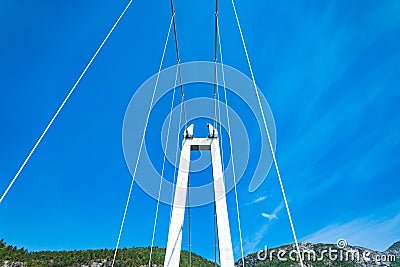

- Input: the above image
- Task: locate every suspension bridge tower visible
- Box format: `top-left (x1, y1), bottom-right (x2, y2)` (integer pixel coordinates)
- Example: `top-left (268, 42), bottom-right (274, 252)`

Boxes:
top-left (163, 124), bottom-right (235, 267)
top-left (0, 0), bottom-right (306, 266)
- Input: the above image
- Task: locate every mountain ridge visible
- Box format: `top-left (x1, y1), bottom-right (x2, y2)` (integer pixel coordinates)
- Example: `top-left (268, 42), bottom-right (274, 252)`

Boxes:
top-left (235, 241), bottom-right (400, 267)
top-left (1, 239), bottom-right (399, 267)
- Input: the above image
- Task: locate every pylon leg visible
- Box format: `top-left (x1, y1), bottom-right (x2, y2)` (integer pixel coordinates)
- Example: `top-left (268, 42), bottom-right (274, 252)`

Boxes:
top-left (164, 138), bottom-right (192, 267)
top-left (164, 124), bottom-right (234, 267)
top-left (210, 125), bottom-right (235, 267)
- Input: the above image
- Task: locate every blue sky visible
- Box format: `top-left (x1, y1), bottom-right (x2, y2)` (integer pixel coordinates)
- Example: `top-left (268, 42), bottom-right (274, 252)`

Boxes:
top-left (1, 0), bottom-right (400, 262)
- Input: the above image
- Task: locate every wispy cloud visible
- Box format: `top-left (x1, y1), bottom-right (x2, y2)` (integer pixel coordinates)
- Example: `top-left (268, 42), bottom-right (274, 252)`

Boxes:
top-left (260, 202), bottom-right (284, 220)
top-left (233, 1), bottom-right (400, 259)
top-left (261, 213), bottom-right (277, 220)
top-left (254, 195), bottom-right (268, 203)
top-left (242, 195), bottom-right (268, 207)
top-left (240, 223), bottom-right (269, 256)
top-left (238, 203), bottom-right (284, 255)
top-left (278, 51), bottom-right (400, 206)
top-left (302, 211), bottom-right (400, 251)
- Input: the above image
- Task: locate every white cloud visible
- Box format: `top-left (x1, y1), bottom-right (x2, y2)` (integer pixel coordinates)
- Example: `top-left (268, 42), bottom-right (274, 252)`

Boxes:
top-left (254, 196), bottom-right (268, 203)
top-left (242, 195), bottom-right (268, 207)
top-left (261, 213), bottom-right (277, 220)
top-left (261, 202), bottom-right (284, 220)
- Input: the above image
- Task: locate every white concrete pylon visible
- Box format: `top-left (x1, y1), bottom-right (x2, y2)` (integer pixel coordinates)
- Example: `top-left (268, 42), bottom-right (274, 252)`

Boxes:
top-left (164, 124), bottom-right (235, 267)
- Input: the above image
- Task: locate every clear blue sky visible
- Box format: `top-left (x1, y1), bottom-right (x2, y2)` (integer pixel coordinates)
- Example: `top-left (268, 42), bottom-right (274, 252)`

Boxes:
top-left (1, 0), bottom-right (400, 262)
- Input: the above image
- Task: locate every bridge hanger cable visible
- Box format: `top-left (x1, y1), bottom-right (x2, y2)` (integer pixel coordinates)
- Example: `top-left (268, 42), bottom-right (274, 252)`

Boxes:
top-left (213, 0), bottom-right (219, 132)
top-left (214, 197), bottom-right (218, 266)
top-left (187, 174), bottom-right (192, 267)
top-left (0, 0), bottom-right (134, 205)
top-left (216, 16), bottom-right (246, 267)
top-left (230, 1), bottom-right (304, 267)
top-left (169, 1), bottom-right (192, 264)
top-left (168, 95), bottom-right (184, 225)
top-left (213, 1), bottom-right (224, 264)
top-left (111, 16), bottom-right (174, 267)
top-left (215, 49), bottom-right (223, 267)
top-left (170, 0), bottom-right (188, 132)
top-left (148, 64), bottom-right (180, 266)
top-left (164, 78), bottom-right (184, 266)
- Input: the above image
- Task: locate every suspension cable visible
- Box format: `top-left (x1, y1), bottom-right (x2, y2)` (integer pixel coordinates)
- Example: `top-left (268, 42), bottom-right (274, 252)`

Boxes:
top-left (213, 200), bottom-right (218, 266)
top-left (169, 2), bottom-right (191, 263)
top-left (213, 1), bottom-right (220, 263)
top-left (148, 64), bottom-right (180, 266)
top-left (111, 16), bottom-right (174, 267)
top-left (165, 71), bottom-right (184, 267)
top-left (0, 0), bottom-right (134, 205)
top-left (217, 17), bottom-right (246, 267)
top-left (230, 1), bottom-right (304, 267)
top-left (215, 52), bottom-right (223, 267)
top-left (187, 174), bottom-right (192, 267)
top-left (213, 0), bottom-right (219, 132)
top-left (170, 0), bottom-right (188, 131)
top-left (168, 91), bottom-right (184, 226)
